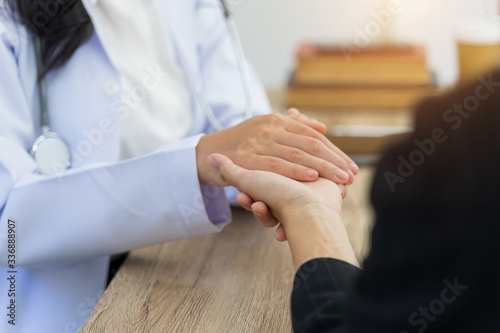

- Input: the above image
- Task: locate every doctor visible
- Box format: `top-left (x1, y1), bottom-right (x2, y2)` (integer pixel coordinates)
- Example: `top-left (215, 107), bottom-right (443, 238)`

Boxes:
top-left (0, 0), bottom-right (358, 331)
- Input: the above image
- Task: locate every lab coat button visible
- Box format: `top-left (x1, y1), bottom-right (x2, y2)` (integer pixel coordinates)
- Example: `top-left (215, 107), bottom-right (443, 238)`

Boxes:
top-left (103, 80), bottom-right (119, 95)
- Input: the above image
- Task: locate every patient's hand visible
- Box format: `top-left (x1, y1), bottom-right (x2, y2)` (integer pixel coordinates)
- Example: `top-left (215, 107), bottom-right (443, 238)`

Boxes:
top-left (235, 175), bottom-right (346, 238)
top-left (208, 153), bottom-right (359, 270)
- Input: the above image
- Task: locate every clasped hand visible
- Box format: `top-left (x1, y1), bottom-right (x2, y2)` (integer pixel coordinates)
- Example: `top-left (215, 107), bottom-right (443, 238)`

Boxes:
top-left (196, 109), bottom-right (358, 187)
top-left (195, 109), bottom-right (359, 269)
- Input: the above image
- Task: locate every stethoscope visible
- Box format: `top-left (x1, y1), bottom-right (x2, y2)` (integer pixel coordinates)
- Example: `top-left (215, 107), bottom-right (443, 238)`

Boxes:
top-left (31, 0), bottom-right (253, 176)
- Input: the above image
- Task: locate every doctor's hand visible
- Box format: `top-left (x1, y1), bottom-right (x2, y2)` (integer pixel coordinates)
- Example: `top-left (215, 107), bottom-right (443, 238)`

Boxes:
top-left (196, 112), bottom-right (358, 187)
top-left (242, 108), bottom-right (332, 232)
top-left (207, 153), bottom-right (359, 271)
top-left (284, 108), bottom-right (327, 134)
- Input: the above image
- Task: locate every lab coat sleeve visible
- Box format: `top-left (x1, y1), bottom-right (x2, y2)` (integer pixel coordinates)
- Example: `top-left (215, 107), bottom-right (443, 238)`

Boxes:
top-left (0, 24), bottom-right (231, 267)
top-left (196, 0), bottom-right (272, 133)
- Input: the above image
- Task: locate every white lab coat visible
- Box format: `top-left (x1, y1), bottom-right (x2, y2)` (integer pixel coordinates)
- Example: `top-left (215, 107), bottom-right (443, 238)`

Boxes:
top-left (0, 0), bottom-right (271, 331)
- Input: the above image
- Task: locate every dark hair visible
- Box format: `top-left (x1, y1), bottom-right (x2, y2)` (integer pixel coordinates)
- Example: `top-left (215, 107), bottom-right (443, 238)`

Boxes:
top-left (3, 0), bottom-right (94, 76)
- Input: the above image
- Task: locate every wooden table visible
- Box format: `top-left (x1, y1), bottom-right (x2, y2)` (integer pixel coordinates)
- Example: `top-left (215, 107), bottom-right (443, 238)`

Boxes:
top-left (81, 168), bottom-right (375, 333)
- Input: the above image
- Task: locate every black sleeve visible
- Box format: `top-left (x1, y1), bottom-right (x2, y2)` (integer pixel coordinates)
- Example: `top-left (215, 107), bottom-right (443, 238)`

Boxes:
top-left (291, 258), bottom-right (362, 333)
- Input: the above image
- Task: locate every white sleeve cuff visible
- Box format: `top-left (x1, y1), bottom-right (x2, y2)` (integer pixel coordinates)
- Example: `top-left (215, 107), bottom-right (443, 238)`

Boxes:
top-left (158, 134), bottom-right (232, 236)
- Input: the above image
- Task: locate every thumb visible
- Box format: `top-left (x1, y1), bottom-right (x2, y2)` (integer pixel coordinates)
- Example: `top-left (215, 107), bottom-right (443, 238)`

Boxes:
top-left (207, 153), bottom-right (246, 188)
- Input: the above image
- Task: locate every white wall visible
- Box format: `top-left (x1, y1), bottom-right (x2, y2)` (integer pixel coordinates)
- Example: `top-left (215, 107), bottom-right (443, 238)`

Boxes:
top-left (232, 0), bottom-right (498, 87)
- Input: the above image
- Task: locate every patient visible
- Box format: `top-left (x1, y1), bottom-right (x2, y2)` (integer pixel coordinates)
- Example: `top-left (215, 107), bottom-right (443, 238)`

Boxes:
top-left (207, 70), bottom-right (500, 332)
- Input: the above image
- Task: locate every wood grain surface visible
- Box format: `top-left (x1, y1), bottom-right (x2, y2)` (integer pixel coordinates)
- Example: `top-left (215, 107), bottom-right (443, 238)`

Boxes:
top-left (81, 168), bottom-right (374, 333)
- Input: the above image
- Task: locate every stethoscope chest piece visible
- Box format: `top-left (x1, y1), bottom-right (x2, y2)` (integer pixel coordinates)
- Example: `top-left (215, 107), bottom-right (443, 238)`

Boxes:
top-left (31, 132), bottom-right (71, 175)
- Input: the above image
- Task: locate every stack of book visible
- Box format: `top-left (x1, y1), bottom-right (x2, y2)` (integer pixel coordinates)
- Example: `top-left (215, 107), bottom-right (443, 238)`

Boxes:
top-left (286, 43), bottom-right (438, 109)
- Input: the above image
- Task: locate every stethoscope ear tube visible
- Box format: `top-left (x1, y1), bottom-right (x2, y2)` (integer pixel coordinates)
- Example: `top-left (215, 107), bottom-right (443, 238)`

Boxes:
top-left (34, 36), bottom-right (50, 133)
top-left (226, 15), bottom-right (254, 121)
top-left (198, 1), bottom-right (254, 131)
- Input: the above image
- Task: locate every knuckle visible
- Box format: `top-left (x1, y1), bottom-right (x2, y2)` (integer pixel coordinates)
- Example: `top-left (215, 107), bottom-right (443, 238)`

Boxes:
top-left (256, 127), bottom-right (273, 142)
top-left (307, 139), bottom-right (324, 155)
top-left (336, 158), bottom-right (349, 171)
top-left (268, 158), bottom-right (283, 171)
top-left (269, 113), bottom-right (284, 122)
top-left (289, 149), bottom-right (303, 163)
top-left (238, 137), bottom-right (258, 155)
top-left (268, 113), bottom-right (285, 129)
top-left (318, 160), bottom-right (332, 174)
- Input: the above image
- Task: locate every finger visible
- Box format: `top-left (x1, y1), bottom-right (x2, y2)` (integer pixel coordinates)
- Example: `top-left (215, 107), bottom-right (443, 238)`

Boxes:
top-left (348, 159), bottom-right (359, 176)
top-left (285, 108), bottom-right (300, 117)
top-left (338, 185), bottom-right (348, 199)
top-left (347, 169), bottom-right (355, 185)
top-left (236, 192), bottom-right (254, 211)
top-left (284, 119), bottom-right (359, 175)
top-left (208, 154), bottom-right (297, 209)
top-left (294, 114), bottom-right (327, 136)
top-left (249, 155), bottom-right (320, 182)
top-left (288, 122), bottom-right (356, 172)
top-left (286, 108), bottom-right (327, 134)
top-left (275, 224), bottom-right (288, 242)
top-left (251, 202), bottom-right (280, 228)
top-left (207, 154), bottom-right (251, 190)
top-left (263, 142), bottom-right (350, 184)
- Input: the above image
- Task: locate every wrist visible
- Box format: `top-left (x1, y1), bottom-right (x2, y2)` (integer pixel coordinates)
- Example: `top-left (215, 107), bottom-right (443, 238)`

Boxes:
top-left (195, 135), bottom-right (208, 184)
top-left (281, 206), bottom-right (359, 271)
top-left (196, 134), bottom-right (218, 186)
top-left (280, 202), bottom-right (340, 227)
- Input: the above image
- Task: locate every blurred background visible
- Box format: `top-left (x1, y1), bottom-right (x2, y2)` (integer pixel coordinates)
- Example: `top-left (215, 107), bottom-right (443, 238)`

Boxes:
top-left (233, 0), bottom-right (497, 86)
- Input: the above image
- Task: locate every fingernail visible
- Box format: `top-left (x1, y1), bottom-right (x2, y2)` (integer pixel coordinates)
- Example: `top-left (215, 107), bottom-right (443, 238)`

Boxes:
top-left (207, 155), bottom-right (218, 169)
top-left (286, 108), bottom-right (299, 115)
top-left (349, 163), bottom-right (359, 175)
top-left (335, 169), bottom-right (349, 180)
top-left (306, 169), bottom-right (318, 178)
